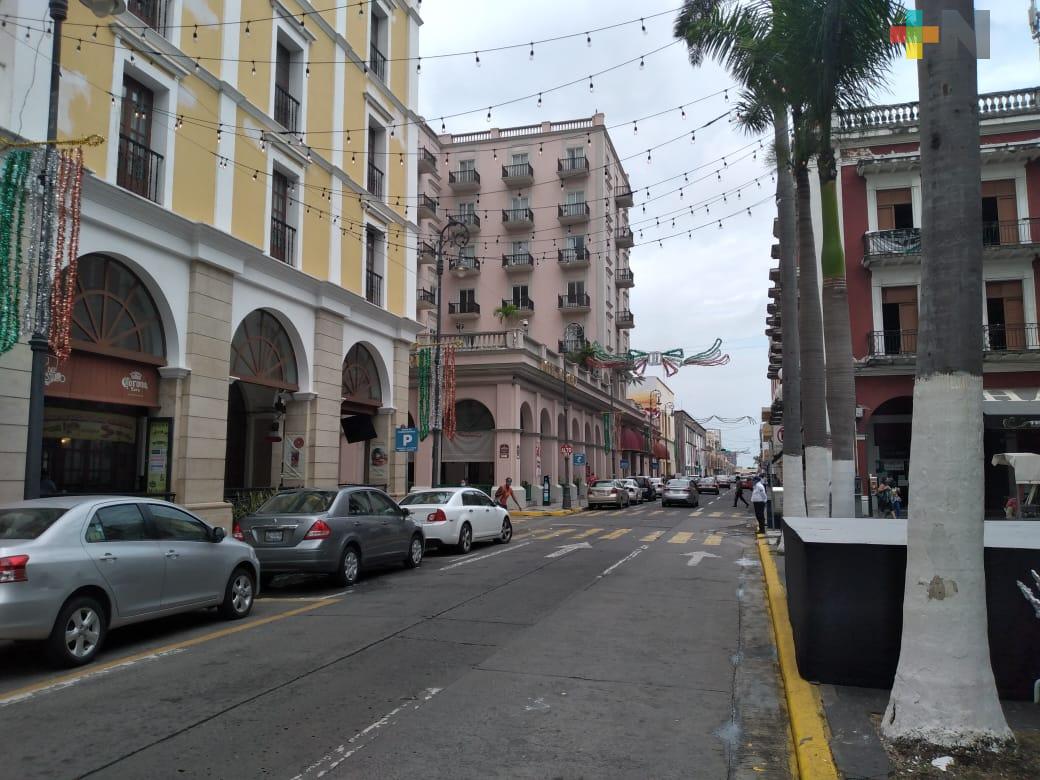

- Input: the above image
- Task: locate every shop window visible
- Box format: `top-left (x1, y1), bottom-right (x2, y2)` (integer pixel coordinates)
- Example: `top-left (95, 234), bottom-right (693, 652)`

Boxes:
top-left (230, 310), bottom-right (299, 390)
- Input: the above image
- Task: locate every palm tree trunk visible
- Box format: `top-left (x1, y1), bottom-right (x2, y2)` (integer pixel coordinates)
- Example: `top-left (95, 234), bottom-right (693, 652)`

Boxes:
top-left (882, 0), bottom-right (1012, 749)
top-left (817, 145), bottom-right (857, 517)
top-left (794, 108), bottom-right (829, 517)
top-left (774, 104), bottom-right (806, 518)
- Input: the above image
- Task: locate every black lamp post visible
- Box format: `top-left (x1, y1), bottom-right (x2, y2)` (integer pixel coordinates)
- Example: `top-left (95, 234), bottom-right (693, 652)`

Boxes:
top-left (24, 0), bottom-right (126, 500)
top-left (561, 352), bottom-right (572, 509)
top-left (430, 217), bottom-right (468, 487)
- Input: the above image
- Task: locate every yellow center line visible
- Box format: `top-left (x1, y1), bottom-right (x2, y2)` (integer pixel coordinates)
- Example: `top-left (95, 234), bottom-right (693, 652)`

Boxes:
top-left (705, 533), bottom-right (723, 546)
top-left (668, 532), bottom-right (694, 544)
top-left (0, 598), bottom-right (339, 705)
top-left (640, 530), bottom-right (665, 542)
top-left (600, 528), bottom-right (632, 540)
top-left (572, 527), bottom-right (603, 540)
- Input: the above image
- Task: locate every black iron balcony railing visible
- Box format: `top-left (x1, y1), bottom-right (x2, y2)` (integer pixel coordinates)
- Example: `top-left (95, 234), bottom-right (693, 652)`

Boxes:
top-left (559, 338), bottom-right (590, 355)
top-left (274, 84), bottom-right (301, 132)
top-left (503, 298), bottom-right (534, 311)
top-left (502, 252), bottom-right (534, 269)
top-left (450, 212), bottom-right (481, 228)
top-left (449, 169), bottom-right (481, 186)
top-left (367, 161), bottom-right (384, 198)
top-left (558, 156), bottom-right (589, 174)
top-left (270, 216), bottom-right (297, 264)
top-left (558, 247), bottom-right (589, 264)
top-left (502, 207), bottom-right (534, 223)
top-left (615, 186), bottom-right (634, 205)
top-left (369, 44), bottom-right (387, 81)
top-left (559, 202), bottom-right (590, 220)
top-left (449, 256), bottom-right (481, 272)
top-left (558, 292), bottom-right (591, 309)
top-left (419, 194), bottom-right (438, 216)
top-left (365, 269), bottom-right (383, 306)
top-left (116, 134), bottom-right (163, 203)
top-left (417, 288), bottom-right (436, 306)
top-left (615, 226), bottom-right (634, 244)
top-left (420, 147), bottom-right (437, 170)
top-left (616, 310), bottom-right (635, 327)
top-left (863, 219), bottom-right (1040, 257)
top-left (449, 301), bottom-right (480, 315)
top-left (502, 162), bottom-right (534, 179)
top-left (127, 0), bottom-right (168, 34)
top-left (985, 323), bottom-right (1039, 351)
top-left (616, 267), bottom-right (635, 285)
top-left (983, 218), bottom-right (1040, 246)
top-left (868, 330), bottom-right (918, 355)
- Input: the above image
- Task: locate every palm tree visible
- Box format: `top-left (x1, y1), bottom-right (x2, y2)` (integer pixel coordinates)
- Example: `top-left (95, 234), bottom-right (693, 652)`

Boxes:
top-left (881, 0), bottom-right (1012, 749)
top-left (493, 302), bottom-right (519, 323)
top-left (674, 0), bottom-right (809, 517)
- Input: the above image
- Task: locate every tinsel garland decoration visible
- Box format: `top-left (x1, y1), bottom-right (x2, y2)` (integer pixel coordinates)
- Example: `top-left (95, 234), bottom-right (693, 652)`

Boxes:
top-left (417, 346), bottom-right (431, 440)
top-left (442, 344), bottom-right (457, 440)
top-left (0, 150), bottom-right (32, 352)
top-left (681, 338), bottom-right (730, 367)
top-left (49, 148), bottom-right (84, 361)
top-left (431, 347), bottom-right (444, 430)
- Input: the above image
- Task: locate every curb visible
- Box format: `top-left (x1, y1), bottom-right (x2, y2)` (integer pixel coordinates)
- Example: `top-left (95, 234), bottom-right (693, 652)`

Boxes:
top-left (512, 508), bottom-right (585, 517)
top-left (756, 535), bottom-right (839, 780)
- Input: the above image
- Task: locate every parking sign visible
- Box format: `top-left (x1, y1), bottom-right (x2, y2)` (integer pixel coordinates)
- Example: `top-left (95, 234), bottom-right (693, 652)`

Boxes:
top-left (572, 453), bottom-right (586, 466)
top-left (395, 427), bottom-right (419, 452)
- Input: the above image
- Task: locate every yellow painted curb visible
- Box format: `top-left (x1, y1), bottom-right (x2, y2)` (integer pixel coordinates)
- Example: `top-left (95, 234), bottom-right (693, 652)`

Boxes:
top-left (756, 536), bottom-right (839, 780)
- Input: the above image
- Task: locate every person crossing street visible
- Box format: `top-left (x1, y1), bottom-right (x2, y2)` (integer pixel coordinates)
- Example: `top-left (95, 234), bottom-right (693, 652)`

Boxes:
top-left (732, 478), bottom-right (749, 508)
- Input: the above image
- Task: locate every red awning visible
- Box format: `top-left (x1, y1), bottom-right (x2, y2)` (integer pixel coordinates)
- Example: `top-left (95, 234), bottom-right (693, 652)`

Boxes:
top-left (620, 427), bottom-right (646, 452)
top-left (653, 440), bottom-right (669, 459)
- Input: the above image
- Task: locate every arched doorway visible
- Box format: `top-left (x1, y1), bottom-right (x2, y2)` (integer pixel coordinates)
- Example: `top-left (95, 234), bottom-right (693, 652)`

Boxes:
top-left (867, 396), bottom-right (913, 509)
top-left (43, 254), bottom-right (168, 495)
top-left (224, 310), bottom-right (299, 493)
top-left (584, 421), bottom-right (593, 481)
top-left (442, 399), bottom-right (496, 488)
top-left (339, 343), bottom-right (384, 486)
top-left (520, 402), bottom-right (536, 489)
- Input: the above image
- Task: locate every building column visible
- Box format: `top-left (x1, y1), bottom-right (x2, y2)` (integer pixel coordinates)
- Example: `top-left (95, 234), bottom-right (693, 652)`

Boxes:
top-left (309, 310), bottom-right (344, 488)
top-left (0, 343), bottom-right (32, 502)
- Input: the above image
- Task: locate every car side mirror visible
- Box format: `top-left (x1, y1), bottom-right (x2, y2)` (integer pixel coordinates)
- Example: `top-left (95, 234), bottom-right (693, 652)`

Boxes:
top-left (211, 526), bottom-right (226, 542)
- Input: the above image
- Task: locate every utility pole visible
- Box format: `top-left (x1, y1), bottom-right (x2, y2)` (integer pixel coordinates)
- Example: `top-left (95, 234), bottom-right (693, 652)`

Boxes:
top-left (561, 352), bottom-right (572, 509)
top-left (609, 370), bottom-right (617, 477)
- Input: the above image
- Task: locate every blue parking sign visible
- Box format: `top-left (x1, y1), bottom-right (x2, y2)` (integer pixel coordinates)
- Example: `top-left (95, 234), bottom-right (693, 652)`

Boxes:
top-left (395, 427), bottom-right (419, 452)
top-left (572, 453), bottom-right (586, 466)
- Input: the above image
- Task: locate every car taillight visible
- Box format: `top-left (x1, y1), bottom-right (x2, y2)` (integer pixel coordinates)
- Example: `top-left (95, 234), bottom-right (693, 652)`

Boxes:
top-left (232, 522), bottom-right (244, 541)
top-left (427, 508), bottom-right (447, 523)
top-left (0, 554), bottom-right (29, 584)
top-left (305, 519), bottom-right (332, 539)
top-left (610, 488), bottom-right (617, 495)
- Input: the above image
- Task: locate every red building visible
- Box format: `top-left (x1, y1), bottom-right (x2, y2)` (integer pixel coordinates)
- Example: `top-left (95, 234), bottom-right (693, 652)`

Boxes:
top-left (831, 86), bottom-right (1040, 515)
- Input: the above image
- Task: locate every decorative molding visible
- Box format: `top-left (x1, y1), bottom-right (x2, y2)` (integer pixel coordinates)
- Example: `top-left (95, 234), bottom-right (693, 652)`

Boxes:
top-left (158, 366), bottom-right (191, 379)
top-left (109, 21), bottom-right (191, 80)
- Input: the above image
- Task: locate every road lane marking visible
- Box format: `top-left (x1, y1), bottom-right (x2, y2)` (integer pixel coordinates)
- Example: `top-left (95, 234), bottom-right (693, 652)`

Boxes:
top-left (597, 545), bottom-right (649, 579)
top-left (684, 551), bottom-right (720, 567)
top-left (704, 533), bottom-right (724, 546)
top-left (0, 599), bottom-right (338, 707)
top-left (572, 527), bottom-right (603, 539)
top-left (649, 509), bottom-right (664, 516)
top-left (599, 528), bottom-right (632, 540)
top-left (437, 541), bottom-right (532, 571)
top-left (291, 687), bottom-right (442, 778)
top-left (709, 511), bottom-right (724, 517)
top-left (668, 532), bottom-right (694, 544)
top-left (531, 528), bottom-right (573, 540)
top-left (640, 530), bottom-right (664, 542)
top-left (690, 510), bottom-right (703, 517)
top-left (546, 542), bottom-right (592, 559)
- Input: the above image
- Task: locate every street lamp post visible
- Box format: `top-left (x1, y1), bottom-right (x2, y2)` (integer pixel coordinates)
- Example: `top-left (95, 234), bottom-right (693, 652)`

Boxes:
top-left (561, 352), bottom-right (571, 509)
top-left (430, 217), bottom-right (468, 488)
top-left (24, 0), bottom-right (126, 500)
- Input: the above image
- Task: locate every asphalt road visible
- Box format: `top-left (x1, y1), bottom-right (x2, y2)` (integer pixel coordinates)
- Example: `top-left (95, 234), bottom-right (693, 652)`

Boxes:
top-left (0, 490), bottom-right (791, 780)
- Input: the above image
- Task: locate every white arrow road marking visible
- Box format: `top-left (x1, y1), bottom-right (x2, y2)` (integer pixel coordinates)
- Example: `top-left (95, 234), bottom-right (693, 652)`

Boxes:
top-left (597, 545), bottom-right (648, 579)
top-left (545, 542), bottom-right (592, 558)
top-left (438, 541), bottom-right (532, 571)
top-left (683, 551), bottom-right (720, 567)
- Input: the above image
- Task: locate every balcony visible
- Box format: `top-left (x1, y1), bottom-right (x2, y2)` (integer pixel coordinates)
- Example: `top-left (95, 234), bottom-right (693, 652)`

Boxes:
top-left (449, 256), bottom-right (481, 276)
top-left (503, 298), bottom-right (534, 314)
top-left (558, 156), bottom-right (589, 178)
top-left (558, 292), bottom-right (591, 312)
top-left (867, 330), bottom-right (918, 360)
top-left (615, 226), bottom-right (634, 248)
top-left (615, 186), bottom-right (634, 208)
top-left (365, 269), bottom-right (383, 307)
top-left (366, 161), bottom-right (384, 199)
top-left (502, 207), bottom-right (534, 230)
top-left (450, 211), bottom-right (481, 232)
top-left (127, 0), bottom-right (168, 34)
top-left (418, 194), bottom-right (438, 222)
top-left (270, 216), bottom-right (297, 265)
top-left (117, 134), bottom-right (164, 203)
top-left (369, 44), bottom-right (387, 82)
top-left (502, 162), bottom-right (535, 186)
top-left (616, 267), bottom-right (635, 288)
top-left (558, 248), bottom-right (590, 269)
top-left (502, 253), bottom-right (534, 273)
top-left (837, 87), bottom-right (1040, 133)
top-left (866, 325), bottom-right (1040, 363)
top-left (448, 168), bottom-right (481, 193)
top-left (862, 219), bottom-right (1040, 267)
top-left (558, 202), bottom-right (590, 225)
top-left (418, 147), bottom-right (438, 176)
top-left (418, 241), bottom-right (436, 265)
top-left (417, 288), bottom-right (436, 310)
top-left (449, 301), bottom-right (481, 320)
top-left (617, 310), bottom-right (635, 329)
top-left (274, 84), bottom-right (300, 133)
top-left (559, 338), bottom-right (590, 355)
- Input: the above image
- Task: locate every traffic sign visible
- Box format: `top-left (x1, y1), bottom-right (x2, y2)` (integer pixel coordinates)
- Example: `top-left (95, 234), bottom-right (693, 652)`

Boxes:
top-left (773, 425), bottom-right (784, 447)
top-left (395, 427), bottom-right (418, 452)
top-left (560, 444), bottom-right (573, 456)
top-left (619, 459), bottom-right (629, 469)
top-left (572, 452), bottom-right (586, 466)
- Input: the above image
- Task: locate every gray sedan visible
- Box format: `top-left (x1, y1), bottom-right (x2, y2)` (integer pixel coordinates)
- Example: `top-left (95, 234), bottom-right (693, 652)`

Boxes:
top-left (0, 497), bottom-right (260, 667)
top-left (234, 487), bottom-right (425, 587)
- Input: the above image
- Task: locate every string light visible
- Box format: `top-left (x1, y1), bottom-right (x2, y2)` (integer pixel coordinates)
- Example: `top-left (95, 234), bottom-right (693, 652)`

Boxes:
top-left (252, 170), bottom-right (258, 181)
top-left (416, 57), bottom-right (422, 74)
top-left (529, 42), bottom-right (535, 60)
top-left (537, 93), bottom-right (542, 108)
top-left (641, 17), bottom-right (647, 33)
top-left (588, 75), bottom-right (594, 93)
top-left (75, 38), bottom-right (81, 51)
top-left (244, 21), bottom-right (250, 36)
top-left (633, 121), bottom-right (638, 135)
top-left (639, 56), bottom-right (645, 70)
top-left (251, 61), bottom-right (256, 76)
top-left (193, 25), bottom-right (198, 41)
top-left (475, 51), bottom-right (481, 67)
top-left (586, 32), bottom-right (592, 46)
top-left (486, 107), bottom-right (491, 123)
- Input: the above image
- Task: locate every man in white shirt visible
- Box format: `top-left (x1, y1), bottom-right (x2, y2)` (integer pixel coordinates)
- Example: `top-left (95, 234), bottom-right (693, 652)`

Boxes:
top-left (751, 477), bottom-right (768, 535)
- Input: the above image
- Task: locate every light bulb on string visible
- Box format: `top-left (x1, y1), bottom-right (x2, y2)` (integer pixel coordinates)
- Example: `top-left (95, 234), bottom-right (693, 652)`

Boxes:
top-left (75, 39), bottom-right (82, 52)
top-left (716, 170), bottom-right (721, 181)
top-left (475, 51), bottom-right (481, 67)
top-left (586, 32), bottom-right (591, 46)
top-left (440, 118), bottom-right (446, 132)
top-left (718, 220), bottom-right (723, 229)
top-left (539, 143), bottom-right (543, 155)
top-left (92, 25), bottom-right (98, 38)
top-left (306, 62), bottom-right (310, 77)
top-left (641, 17), bottom-right (647, 33)
top-left (681, 107), bottom-right (686, 120)
top-left (639, 56), bottom-right (645, 70)
top-left (537, 93), bottom-right (542, 108)
top-left (588, 76), bottom-right (594, 93)
top-left (724, 89), bottom-right (728, 101)
top-left (252, 170), bottom-right (258, 181)
top-left (175, 115), bottom-right (183, 130)
top-left (632, 121), bottom-right (638, 135)
top-left (747, 207), bottom-right (752, 216)
top-left (251, 61), bottom-right (256, 76)
top-left (244, 20), bottom-right (251, 36)
top-left (486, 107), bottom-right (491, 123)
top-left (193, 25), bottom-right (198, 41)
top-left (646, 149), bottom-right (651, 164)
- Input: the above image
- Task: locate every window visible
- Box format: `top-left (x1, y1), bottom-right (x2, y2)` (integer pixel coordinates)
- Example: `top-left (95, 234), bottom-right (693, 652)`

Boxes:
top-left (512, 285), bottom-right (530, 306)
top-left (876, 188), bottom-right (913, 230)
top-left (89, 504), bottom-right (148, 542)
top-left (511, 195), bottom-right (529, 210)
top-left (270, 170), bottom-right (296, 264)
top-left (462, 491), bottom-right (486, 507)
top-left (460, 245), bottom-right (476, 260)
top-left (459, 159), bottom-right (476, 172)
top-left (567, 281), bottom-right (586, 300)
top-left (366, 491), bottom-right (400, 516)
top-left (365, 227), bottom-right (384, 307)
top-left (348, 492), bottom-right (372, 515)
top-left (127, 0), bottom-right (168, 35)
top-left (880, 287), bottom-right (918, 355)
top-left (511, 152), bottom-right (529, 165)
top-left (982, 180), bottom-right (1018, 245)
top-left (370, 6), bottom-right (389, 81)
top-left (117, 76), bottom-right (162, 203)
top-left (367, 124), bottom-right (386, 198)
top-left (459, 289), bottom-right (476, 305)
top-left (987, 280), bottom-right (1025, 350)
top-left (274, 43), bottom-right (301, 132)
top-left (566, 190), bottom-right (585, 205)
top-left (0, 508), bottom-right (67, 540)
top-left (258, 491), bottom-right (336, 514)
top-left (459, 202), bottom-right (476, 215)
top-left (565, 235), bottom-right (585, 251)
top-left (148, 505), bottom-right (209, 542)
top-left (566, 146), bottom-right (585, 161)
top-left (511, 240), bottom-right (529, 254)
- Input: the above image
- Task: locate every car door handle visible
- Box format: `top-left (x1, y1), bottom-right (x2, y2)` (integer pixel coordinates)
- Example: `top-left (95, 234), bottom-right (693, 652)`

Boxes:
top-left (100, 553), bottom-right (118, 563)
top-left (353, 521), bottom-right (362, 527)
top-left (165, 550), bottom-right (179, 559)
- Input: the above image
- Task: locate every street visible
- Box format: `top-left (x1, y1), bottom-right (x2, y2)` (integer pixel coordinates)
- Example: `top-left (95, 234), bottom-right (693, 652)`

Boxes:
top-left (0, 492), bottom-right (790, 780)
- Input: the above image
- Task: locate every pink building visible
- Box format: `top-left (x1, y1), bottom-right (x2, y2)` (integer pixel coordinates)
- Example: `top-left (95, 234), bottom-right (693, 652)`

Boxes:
top-left (409, 115), bottom-right (648, 495)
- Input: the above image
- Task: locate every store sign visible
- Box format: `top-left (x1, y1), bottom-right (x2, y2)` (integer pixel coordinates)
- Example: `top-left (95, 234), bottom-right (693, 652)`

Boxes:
top-left (369, 440), bottom-right (388, 483)
top-left (45, 351), bottom-right (160, 407)
top-left (121, 370), bottom-right (150, 396)
top-left (1002, 416), bottom-right (1040, 430)
top-left (146, 418), bottom-right (173, 495)
top-left (499, 444), bottom-right (510, 459)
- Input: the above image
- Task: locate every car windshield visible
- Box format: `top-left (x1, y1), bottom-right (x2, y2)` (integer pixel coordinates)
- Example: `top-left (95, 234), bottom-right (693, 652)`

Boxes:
top-left (593, 481), bottom-right (615, 488)
top-left (667, 480), bottom-right (689, 488)
top-left (257, 491), bottom-right (337, 514)
top-left (0, 507), bottom-right (68, 540)
top-left (400, 491), bottom-right (455, 506)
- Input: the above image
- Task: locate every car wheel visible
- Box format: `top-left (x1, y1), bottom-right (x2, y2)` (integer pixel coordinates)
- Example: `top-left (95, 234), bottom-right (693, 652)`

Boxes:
top-left (457, 523), bottom-right (473, 554)
top-left (219, 567), bottom-right (255, 620)
top-left (498, 517), bottom-right (513, 544)
top-left (404, 534), bottom-right (424, 568)
top-left (47, 595), bottom-right (106, 667)
top-left (334, 545), bottom-right (361, 586)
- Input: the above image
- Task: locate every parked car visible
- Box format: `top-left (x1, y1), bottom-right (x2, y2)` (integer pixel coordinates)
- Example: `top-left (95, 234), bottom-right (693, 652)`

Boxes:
top-left (0, 497), bottom-right (259, 667)
top-left (588, 480), bottom-right (631, 509)
top-left (399, 487), bottom-right (512, 553)
top-left (716, 474), bottom-right (733, 488)
top-left (649, 477), bottom-right (664, 498)
top-left (697, 476), bottom-right (720, 494)
top-left (620, 479), bottom-right (643, 504)
top-left (235, 487), bottom-right (424, 587)
top-left (739, 475), bottom-right (755, 490)
top-left (632, 476), bottom-right (656, 501)
top-left (662, 478), bottom-right (700, 508)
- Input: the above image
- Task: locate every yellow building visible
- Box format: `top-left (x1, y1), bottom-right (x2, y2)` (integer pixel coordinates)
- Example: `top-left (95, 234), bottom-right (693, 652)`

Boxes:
top-left (0, 0), bottom-right (425, 524)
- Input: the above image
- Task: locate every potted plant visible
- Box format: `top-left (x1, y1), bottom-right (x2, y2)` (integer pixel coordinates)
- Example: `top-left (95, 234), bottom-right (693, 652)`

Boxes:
top-left (494, 302), bottom-right (519, 323)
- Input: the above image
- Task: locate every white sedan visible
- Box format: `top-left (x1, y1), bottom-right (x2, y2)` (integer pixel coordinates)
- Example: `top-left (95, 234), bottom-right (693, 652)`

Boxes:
top-left (620, 479), bottom-right (643, 504)
top-left (399, 488), bottom-right (512, 554)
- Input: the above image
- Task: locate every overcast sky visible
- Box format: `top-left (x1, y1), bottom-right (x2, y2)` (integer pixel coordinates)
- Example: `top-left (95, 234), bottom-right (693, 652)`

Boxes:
top-left (416, 1), bottom-right (1038, 465)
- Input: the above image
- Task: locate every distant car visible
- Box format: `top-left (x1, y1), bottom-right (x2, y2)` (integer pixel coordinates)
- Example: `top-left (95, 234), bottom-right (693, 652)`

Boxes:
top-left (662, 478), bottom-right (700, 508)
top-left (588, 480), bottom-right (630, 509)
top-left (739, 475), bottom-right (755, 490)
top-left (632, 476), bottom-right (656, 501)
top-left (649, 477), bottom-right (664, 497)
top-left (0, 497), bottom-right (259, 667)
top-left (399, 487), bottom-right (512, 553)
top-left (620, 479), bottom-right (643, 504)
top-left (717, 474), bottom-right (733, 488)
top-left (697, 476), bottom-right (720, 494)
top-left (235, 487), bottom-right (424, 587)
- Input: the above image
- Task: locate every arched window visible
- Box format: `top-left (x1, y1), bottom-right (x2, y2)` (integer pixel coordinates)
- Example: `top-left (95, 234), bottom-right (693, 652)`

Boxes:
top-left (456, 399), bottom-right (495, 432)
top-left (230, 310), bottom-right (299, 390)
top-left (562, 322), bottom-right (585, 353)
top-left (342, 344), bottom-right (383, 409)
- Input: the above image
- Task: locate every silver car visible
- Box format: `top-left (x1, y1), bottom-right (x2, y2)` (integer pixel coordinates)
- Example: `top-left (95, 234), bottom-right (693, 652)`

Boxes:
top-left (662, 478), bottom-right (700, 508)
top-left (0, 497), bottom-right (259, 667)
top-left (588, 480), bottom-right (631, 508)
top-left (234, 487), bottom-right (425, 587)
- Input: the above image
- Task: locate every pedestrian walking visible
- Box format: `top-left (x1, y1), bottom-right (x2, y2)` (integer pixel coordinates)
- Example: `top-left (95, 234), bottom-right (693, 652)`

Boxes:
top-left (732, 478), bottom-right (749, 508)
top-left (891, 486), bottom-right (903, 519)
top-left (494, 477), bottom-right (523, 510)
top-left (751, 477), bottom-right (768, 534)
